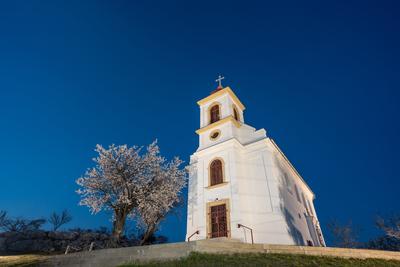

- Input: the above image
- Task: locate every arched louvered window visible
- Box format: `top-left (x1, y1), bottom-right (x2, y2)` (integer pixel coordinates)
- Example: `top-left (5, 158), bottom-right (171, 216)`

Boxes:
top-left (210, 105), bottom-right (220, 124)
top-left (210, 159), bottom-right (223, 186)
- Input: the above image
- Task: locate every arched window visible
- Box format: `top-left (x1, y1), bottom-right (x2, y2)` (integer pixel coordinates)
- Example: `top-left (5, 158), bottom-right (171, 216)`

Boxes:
top-left (294, 185), bottom-right (301, 203)
top-left (307, 200), bottom-right (314, 216)
top-left (233, 106), bottom-right (239, 121)
top-left (210, 159), bottom-right (223, 186)
top-left (302, 193), bottom-right (310, 214)
top-left (210, 105), bottom-right (220, 124)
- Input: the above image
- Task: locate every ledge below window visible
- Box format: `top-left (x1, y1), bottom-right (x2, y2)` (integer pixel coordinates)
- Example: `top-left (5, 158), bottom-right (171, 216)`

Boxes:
top-left (205, 182), bottom-right (229, 190)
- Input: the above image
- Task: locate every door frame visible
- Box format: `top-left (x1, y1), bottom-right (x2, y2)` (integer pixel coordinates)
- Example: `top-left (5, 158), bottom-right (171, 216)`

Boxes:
top-left (206, 198), bottom-right (231, 239)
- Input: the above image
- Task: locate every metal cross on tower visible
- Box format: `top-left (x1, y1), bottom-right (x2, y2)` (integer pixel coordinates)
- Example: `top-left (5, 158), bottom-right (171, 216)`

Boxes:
top-left (215, 75), bottom-right (225, 88)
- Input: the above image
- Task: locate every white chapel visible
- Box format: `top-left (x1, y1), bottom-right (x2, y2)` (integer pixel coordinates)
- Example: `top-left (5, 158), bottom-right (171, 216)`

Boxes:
top-left (186, 77), bottom-right (325, 246)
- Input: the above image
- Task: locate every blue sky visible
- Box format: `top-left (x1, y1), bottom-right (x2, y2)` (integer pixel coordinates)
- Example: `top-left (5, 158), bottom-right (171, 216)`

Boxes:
top-left (0, 1), bottom-right (399, 244)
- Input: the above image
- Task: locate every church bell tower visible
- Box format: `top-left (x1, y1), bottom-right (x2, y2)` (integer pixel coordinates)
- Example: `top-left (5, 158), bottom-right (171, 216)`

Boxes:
top-left (186, 77), bottom-right (325, 246)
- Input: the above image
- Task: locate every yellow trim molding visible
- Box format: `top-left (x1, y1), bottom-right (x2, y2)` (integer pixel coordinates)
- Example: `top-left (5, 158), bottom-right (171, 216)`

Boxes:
top-left (196, 116), bottom-right (241, 135)
top-left (205, 182), bottom-right (229, 190)
top-left (197, 87), bottom-right (246, 111)
top-left (206, 198), bottom-right (231, 239)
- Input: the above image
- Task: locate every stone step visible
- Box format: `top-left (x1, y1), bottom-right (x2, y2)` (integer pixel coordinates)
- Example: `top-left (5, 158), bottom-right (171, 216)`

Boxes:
top-left (198, 237), bottom-right (242, 243)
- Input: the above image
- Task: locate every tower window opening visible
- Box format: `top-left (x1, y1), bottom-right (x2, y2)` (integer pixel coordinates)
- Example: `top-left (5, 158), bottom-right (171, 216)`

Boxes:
top-left (233, 106), bottom-right (239, 121)
top-left (210, 105), bottom-right (220, 124)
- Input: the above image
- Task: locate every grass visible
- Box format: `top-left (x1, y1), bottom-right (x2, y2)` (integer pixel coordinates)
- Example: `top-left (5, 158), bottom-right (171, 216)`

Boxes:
top-left (120, 252), bottom-right (400, 267)
top-left (0, 255), bottom-right (48, 267)
top-left (1, 251), bottom-right (399, 267)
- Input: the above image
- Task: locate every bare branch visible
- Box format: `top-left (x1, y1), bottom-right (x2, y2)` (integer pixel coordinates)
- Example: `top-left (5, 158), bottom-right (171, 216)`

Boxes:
top-left (327, 220), bottom-right (360, 248)
top-left (49, 210), bottom-right (73, 231)
top-left (0, 211), bottom-right (46, 233)
top-left (376, 215), bottom-right (400, 240)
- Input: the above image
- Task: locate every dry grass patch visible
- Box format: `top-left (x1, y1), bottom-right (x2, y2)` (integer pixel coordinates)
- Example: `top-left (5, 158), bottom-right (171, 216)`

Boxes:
top-left (0, 254), bottom-right (48, 267)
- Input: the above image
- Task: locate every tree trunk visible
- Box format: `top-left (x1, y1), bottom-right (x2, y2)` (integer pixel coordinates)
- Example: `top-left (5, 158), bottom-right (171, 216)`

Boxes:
top-left (112, 209), bottom-right (128, 242)
top-left (139, 224), bottom-right (157, 246)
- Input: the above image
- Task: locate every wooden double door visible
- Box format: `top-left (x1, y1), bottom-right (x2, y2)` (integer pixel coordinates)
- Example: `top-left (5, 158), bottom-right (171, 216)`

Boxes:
top-left (210, 204), bottom-right (228, 238)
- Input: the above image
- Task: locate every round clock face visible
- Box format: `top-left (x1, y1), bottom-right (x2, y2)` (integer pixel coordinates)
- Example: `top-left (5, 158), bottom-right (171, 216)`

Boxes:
top-left (210, 130), bottom-right (221, 140)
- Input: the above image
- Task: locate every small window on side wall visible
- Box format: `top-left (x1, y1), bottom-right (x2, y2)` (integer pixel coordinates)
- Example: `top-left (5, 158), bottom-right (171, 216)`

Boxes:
top-left (295, 185), bottom-right (301, 203)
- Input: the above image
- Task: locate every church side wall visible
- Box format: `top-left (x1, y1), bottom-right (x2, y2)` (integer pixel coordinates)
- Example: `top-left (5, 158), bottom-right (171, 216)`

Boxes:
top-left (236, 145), bottom-right (280, 244)
top-left (229, 139), bottom-right (322, 246)
top-left (235, 142), bottom-right (295, 245)
top-left (265, 140), bottom-right (322, 246)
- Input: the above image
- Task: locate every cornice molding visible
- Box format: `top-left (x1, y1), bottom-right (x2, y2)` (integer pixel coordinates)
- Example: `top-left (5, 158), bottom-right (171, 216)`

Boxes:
top-left (197, 87), bottom-right (246, 111)
top-left (195, 116), bottom-right (241, 135)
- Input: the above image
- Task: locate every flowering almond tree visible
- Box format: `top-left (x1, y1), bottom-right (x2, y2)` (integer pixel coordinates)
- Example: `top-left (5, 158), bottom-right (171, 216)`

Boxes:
top-left (76, 141), bottom-right (186, 243)
top-left (136, 160), bottom-right (185, 245)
